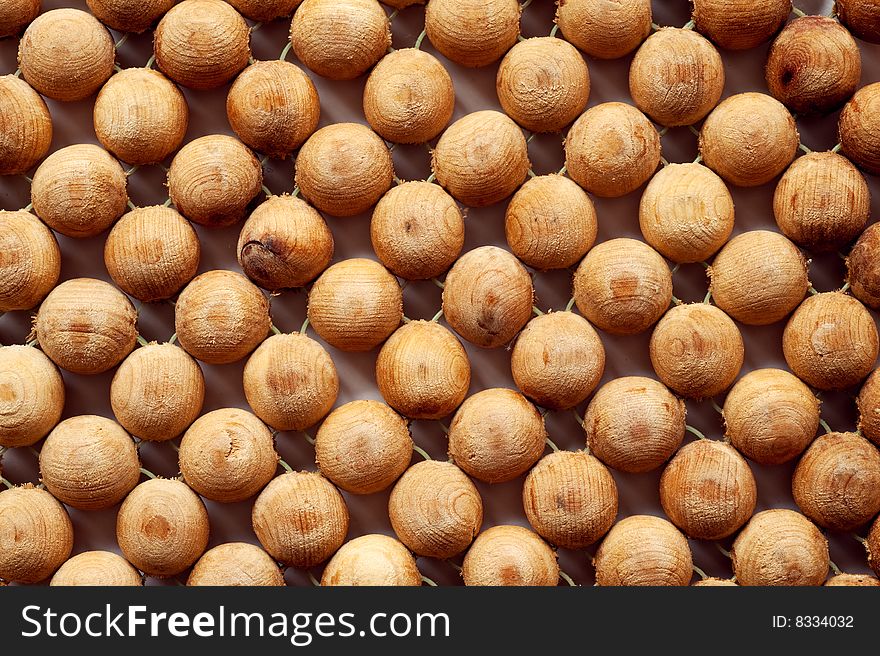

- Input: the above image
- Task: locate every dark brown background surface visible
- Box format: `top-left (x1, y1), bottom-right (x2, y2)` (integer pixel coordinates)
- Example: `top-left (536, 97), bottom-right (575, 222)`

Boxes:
top-left (1, 0), bottom-right (877, 585)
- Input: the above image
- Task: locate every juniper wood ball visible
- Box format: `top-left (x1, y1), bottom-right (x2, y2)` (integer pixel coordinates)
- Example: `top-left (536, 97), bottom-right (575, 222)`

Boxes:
top-left (36, 278), bottom-right (138, 376)
top-left (442, 246), bottom-right (534, 349)
top-left (555, 0), bottom-right (651, 60)
top-left (723, 368), bottom-right (820, 465)
top-left (732, 509), bottom-right (828, 586)
top-left (848, 223), bottom-right (880, 310)
top-left (188, 543), bottom-right (284, 586)
top-left (708, 230), bottom-right (809, 325)
top-left (0, 345), bottom-right (64, 448)
top-left (252, 471), bottom-right (349, 568)
top-left (594, 515), bottom-right (692, 587)
top-left (837, 0), bottom-right (880, 43)
top-left (111, 343), bottom-right (204, 443)
top-left (154, 0), bottom-right (250, 90)
top-left (839, 83), bottom-right (880, 175)
top-left (523, 450), bottom-right (618, 549)
top-left (0, 0), bottom-right (40, 37)
top-left (243, 333), bottom-right (339, 432)
top-left (573, 238), bottom-right (673, 336)
top-left (321, 534), bottom-right (421, 587)
top-left (315, 400), bottom-right (413, 495)
top-left (0, 75), bottom-right (52, 175)
top-left (94, 68), bottom-right (189, 165)
top-left (86, 0), bottom-right (175, 32)
top-left (858, 368), bottom-right (880, 447)
top-left (40, 415), bottom-right (140, 510)
top-left (388, 460), bottom-right (483, 559)
top-left (584, 376), bottom-right (686, 474)
top-left (0, 485), bottom-right (73, 584)
top-left (237, 195), bottom-right (334, 291)
top-left (425, 0), bottom-right (521, 68)
top-left (783, 292), bottom-right (879, 391)
top-left (376, 320), bottom-right (471, 420)
top-left (50, 551), bottom-right (143, 586)
top-left (18, 8), bottom-right (114, 101)
top-left (511, 311), bottom-right (605, 411)
top-left (0, 210), bottom-right (60, 312)
top-left (117, 478), bottom-right (210, 578)
top-left (104, 206), bottom-right (200, 303)
top-left (462, 525), bottom-right (558, 587)
top-left (226, 0), bottom-right (302, 22)
top-left (692, 0), bottom-right (791, 50)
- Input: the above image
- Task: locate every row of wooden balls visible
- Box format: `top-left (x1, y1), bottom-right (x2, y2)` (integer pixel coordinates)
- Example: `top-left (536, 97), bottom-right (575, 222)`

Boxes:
top-left (2, 419), bottom-right (880, 586)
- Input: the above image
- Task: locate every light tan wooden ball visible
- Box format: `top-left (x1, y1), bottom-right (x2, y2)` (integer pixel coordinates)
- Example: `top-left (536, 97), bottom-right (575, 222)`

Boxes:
top-left (0, 345), bottom-right (64, 448)
top-left (0, 210), bottom-right (60, 312)
top-left (322, 534), bottom-right (421, 586)
top-left (50, 551), bottom-right (142, 586)
top-left (555, 0), bottom-right (651, 59)
top-left (187, 542), bottom-right (285, 586)
top-left (462, 525), bottom-right (558, 586)
top-left (594, 515), bottom-right (692, 586)
top-left (425, 0), bottom-right (521, 68)
top-left (0, 75), bottom-right (52, 175)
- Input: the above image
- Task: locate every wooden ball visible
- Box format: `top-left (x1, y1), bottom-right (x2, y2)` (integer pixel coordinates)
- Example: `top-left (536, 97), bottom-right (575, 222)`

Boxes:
top-left (291, 0), bottom-right (389, 80)
top-left (594, 515), bottom-right (692, 586)
top-left (105, 206), bottom-right (200, 303)
top-left (94, 68), bottom-right (188, 166)
top-left (154, 0), bottom-right (250, 90)
top-left (869, 516), bottom-right (880, 576)
top-left (175, 270), bottom-right (270, 365)
top-left (252, 471), bottom-right (349, 568)
top-left (315, 400), bottom-right (413, 495)
top-left (693, 578), bottom-right (738, 587)
top-left (783, 292), bottom-right (879, 391)
top-left (826, 573), bottom-right (880, 586)
top-left (226, 0), bottom-right (302, 22)
top-left (848, 223), bottom-right (880, 309)
top-left (87, 0), bottom-right (175, 32)
top-left (364, 49), bottom-right (454, 144)
top-left (774, 152), bottom-right (869, 251)
top-left (859, 368), bottom-right (880, 447)
top-left (700, 92), bottom-right (799, 187)
top-left (227, 60), bottom-right (320, 159)
top-left (295, 123), bottom-right (393, 217)
top-left (793, 432), bottom-right (880, 531)
top-left (709, 230), bottom-right (809, 325)
top-left (505, 175), bottom-right (597, 271)
top-left (523, 450), bottom-right (617, 549)
top-left (837, 0), bottom-right (880, 43)
top-left (573, 238), bottom-right (673, 336)
top-left (839, 83), bottom-right (880, 175)
top-left (511, 311), bottom-right (605, 411)
top-left (0, 346), bottom-right (64, 448)
top-left (584, 376), bottom-right (686, 474)
top-left (376, 320), bottom-right (471, 420)
top-left (650, 304), bottom-right (744, 399)
top-left (630, 28), bottom-right (724, 127)
top-left (51, 551), bottom-right (142, 586)
top-left (308, 258), bottom-right (402, 352)
top-left (111, 343), bottom-right (204, 443)
top-left (442, 246), bottom-right (534, 348)
top-left (40, 415), bottom-right (140, 510)
top-left (692, 0), bottom-right (791, 50)
top-left (0, 0), bottom-right (40, 37)
top-left (639, 163), bottom-right (734, 263)
top-left (388, 460), bottom-right (482, 559)
top-left (565, 102), bottom-right (660, 197)
top-left (382, 0), bottom-right (423, 7)
top-left (660, 439), bottom-right (757, 540)
top-left (371, 181), bottom-right (464, 280)
top-left (732, 509), bottom-right (828, 586)
top-left (18, 8), bottom-right (114, 102)
top-left (0, 75), bottom-right (52, 175)
top-left (180, 408), bottom-right (278, 503)
top-left (188, 542), bottom-right (284, 586)
top-left (0, 210), bottom-right (60, 312)
top-left (0, 485), bottom-right (73, 584)
top-left (238, 195), bottom-right (333, 291)
top-left (497, 37), bottom-right (589, 133)
top-left (448, 387), bottom-right (546, 483)
top-left (36, 278), bottom-right (138, 375)
top-left (432, 110), bottom-right (530, 207)
top-left (243, 333), bottom-right (338, 432)
top-left (168, 134), bottom-right (262, 228)
top-left (31, 144), bottom-right (128, 239)
top-left (724, 368), bottom-right (820, 465)
top-left (555, 0), bottom-right (651, 59)
top-left (117, 478), bottom-right (209, 578)
top-left (766, 16), bottom-right (861, 115)
top-left (462, 525), bottom-right (558, 586)
top-left (322, 534), bottom-right (421, 586)
top-left (425, 0), bottom-right (520, 68)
